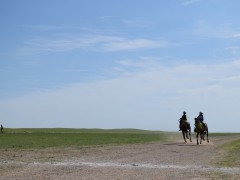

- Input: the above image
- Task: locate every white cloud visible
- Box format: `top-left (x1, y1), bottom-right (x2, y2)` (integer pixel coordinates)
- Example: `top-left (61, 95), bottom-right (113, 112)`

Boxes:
top-left (21, 35), bottom-right (168, 53)
top-left (21, 25), bottom-right (87, 31)
top-left (226, 46), bottom-right (240, 54)
top-left (182, 0), bottom-right (201, 6)
top-left (195, 21), bottom-right (240, 39)
top-left (1, 59), bottom-right (240, 132)
top-left (232, 59), bottom-right (240, 67)
top-left (101, 38), bottom-right (167, 51)
top-left (232, 33), bottom-right (240, 38)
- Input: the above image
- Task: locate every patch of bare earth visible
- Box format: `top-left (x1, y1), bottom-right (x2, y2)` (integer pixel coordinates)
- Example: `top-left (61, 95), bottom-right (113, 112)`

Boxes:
top-left (0, 135), bottom-right (240, 179)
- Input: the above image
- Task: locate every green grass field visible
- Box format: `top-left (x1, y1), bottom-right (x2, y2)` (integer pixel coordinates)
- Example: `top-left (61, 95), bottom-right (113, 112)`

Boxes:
top-left (1, 128), bottom-right (239, 166)
top-left (0, 128), bottom-right (168, 149)
top-left (215, 139), bottom-right (240, 167)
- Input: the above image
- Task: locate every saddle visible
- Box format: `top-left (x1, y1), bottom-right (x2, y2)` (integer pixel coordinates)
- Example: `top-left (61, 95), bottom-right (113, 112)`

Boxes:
top-left (181, 121), bottom-right (189, 129)
top-left (194, 121), bottom-right (205, 132)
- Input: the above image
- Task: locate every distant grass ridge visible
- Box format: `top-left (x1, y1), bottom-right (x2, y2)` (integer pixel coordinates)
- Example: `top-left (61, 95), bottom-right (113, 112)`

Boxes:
top-left (3, 128), bottom-right (162, 134)
top-left (0, 128), bottom-right (166, 149)
top-left (209, 133), bottom-right (240, 137)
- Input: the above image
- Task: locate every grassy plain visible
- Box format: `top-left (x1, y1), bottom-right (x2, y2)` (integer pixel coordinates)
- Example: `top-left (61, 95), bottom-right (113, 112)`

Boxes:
top-left (1, 128), bottom-right (239, 168)
top-left (1, 129), bottom-right (239, 179)
top-left (215, 138), bottom-right (240, 167)
top-left (200, 132), bottom-right (240, 168)
top-left (0, 128), bottom-right (168, 149)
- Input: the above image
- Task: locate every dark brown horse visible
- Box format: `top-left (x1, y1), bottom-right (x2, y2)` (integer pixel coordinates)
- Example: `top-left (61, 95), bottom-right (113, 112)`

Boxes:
top-left (179, 120), bottom-right (192, 143)
top-left (194, 118), bottom-right (209, 145)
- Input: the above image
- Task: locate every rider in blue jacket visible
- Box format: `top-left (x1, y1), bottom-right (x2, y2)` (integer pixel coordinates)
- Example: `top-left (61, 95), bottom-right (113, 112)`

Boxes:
top-left (197, 112), bottom-right (204, 122)
top-left (197, 112), bottom-right (205, 129)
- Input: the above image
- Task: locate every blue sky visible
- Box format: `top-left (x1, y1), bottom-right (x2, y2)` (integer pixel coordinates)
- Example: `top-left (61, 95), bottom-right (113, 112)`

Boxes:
top-left (1, 0), bottom-right (240, 132)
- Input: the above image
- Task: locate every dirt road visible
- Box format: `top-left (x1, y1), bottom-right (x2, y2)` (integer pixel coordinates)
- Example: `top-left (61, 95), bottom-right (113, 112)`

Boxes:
top-left (1, 135), bottom-right (240, 179)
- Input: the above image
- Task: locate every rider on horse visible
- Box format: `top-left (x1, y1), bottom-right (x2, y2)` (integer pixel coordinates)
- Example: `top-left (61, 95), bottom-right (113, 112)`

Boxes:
top-left (194, 112), bottom-right (205, 132)
top-left (179, 111), bottom-right (187, 131)
top-left (197, 112), bottom-right (205, 128)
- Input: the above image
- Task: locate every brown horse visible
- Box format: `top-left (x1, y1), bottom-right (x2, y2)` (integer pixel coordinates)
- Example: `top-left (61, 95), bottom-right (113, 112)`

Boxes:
top-left (194, 118), bottom-right (209, 145)
top-left (179, 119), bottom-right (192, 143)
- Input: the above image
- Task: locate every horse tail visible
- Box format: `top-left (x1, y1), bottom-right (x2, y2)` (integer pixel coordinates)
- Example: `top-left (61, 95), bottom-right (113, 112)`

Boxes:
top-left (204, 123), bottom-right (208, 131)
top-left (186, 122), bottom-right (191, 130)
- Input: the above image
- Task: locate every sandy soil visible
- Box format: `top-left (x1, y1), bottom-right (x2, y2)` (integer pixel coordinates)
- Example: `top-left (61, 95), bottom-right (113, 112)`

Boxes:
top-left (0, 135), bottom-right (240, 180)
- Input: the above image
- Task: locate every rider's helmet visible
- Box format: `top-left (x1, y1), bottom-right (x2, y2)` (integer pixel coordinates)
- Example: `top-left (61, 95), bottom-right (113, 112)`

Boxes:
top-left (199, 112), bottom-right (203, 115)
top-left (183, 111), bottom-right (186, 114)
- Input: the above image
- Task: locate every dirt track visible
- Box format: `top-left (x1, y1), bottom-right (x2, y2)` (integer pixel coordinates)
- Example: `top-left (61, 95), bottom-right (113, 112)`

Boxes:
top-left (1, 135), bottom-right (240, 180)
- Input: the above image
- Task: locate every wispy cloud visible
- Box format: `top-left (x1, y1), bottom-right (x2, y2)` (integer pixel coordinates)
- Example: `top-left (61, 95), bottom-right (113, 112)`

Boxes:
top-left (1, 59), bottom-right (240, 131)
top-left (21, 25), bottom-right (87, 31)
top-left (225, 46), bottom-right (240, 54)
top-left (21, 35), bottom-right (168, 53)
top-left (121, 19), bottom-right (154, 28)
top-left (195, 20), bottom-right (240, 39)
top-left (101, 38), bottom-right (167, 51)
top-left (182, 0), bottom-right (201, 6)
top-left (98, 16), bottom-right (115, 21)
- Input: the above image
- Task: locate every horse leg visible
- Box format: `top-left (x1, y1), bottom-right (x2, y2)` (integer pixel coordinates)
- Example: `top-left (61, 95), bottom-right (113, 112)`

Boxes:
top-left (206, 129), bottom-right (209, 143)
top-left (196, 133), bottom-right (199, 145)
top-left (186, 131), bottom-right (189, 139)
top-left (183, 131), bottom-right (187, 143)
top-left (189, 128), bottom-right (192, 142)
top-left (203, 128), bottom-right (206, 141)
top-left (200, 132), bottom-right (203, 144)
top-left (182, 131), bottom-right (187, 143)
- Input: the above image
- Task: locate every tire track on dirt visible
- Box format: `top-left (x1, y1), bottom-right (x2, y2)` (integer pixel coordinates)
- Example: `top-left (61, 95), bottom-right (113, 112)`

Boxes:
top-left (2, 160), bottom-right (240, 174)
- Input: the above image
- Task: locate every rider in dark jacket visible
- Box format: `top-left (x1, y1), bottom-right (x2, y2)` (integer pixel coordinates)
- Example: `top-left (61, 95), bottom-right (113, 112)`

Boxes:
top-left (179, 111), bottom-right (187, 131)
top-left (197, 112), bottom-right (204, 122)
top-left (197, 112), bottom-right (205, 129)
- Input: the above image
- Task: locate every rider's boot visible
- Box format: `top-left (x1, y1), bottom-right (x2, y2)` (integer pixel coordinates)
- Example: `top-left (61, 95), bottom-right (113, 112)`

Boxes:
top-left (178, 123), bottom-right (181, 131)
